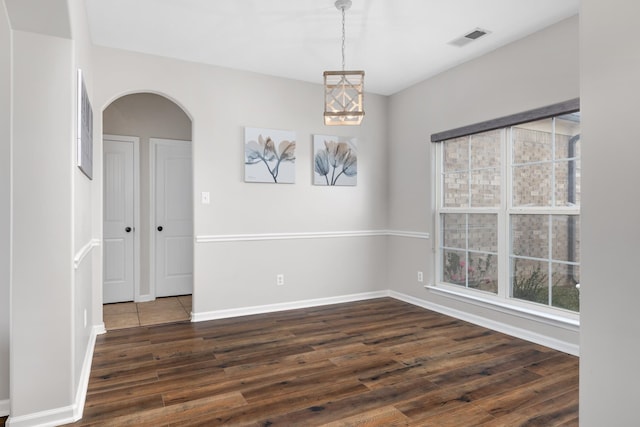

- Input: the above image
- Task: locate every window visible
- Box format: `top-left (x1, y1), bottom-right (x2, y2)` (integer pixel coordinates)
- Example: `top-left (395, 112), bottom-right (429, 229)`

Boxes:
top-left (433, 101), bottom-right (580, 314)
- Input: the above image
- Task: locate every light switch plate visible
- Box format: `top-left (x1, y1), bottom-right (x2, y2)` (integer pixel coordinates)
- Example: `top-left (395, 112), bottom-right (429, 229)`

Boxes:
top-left (201, 192), bottom-right (210, 204)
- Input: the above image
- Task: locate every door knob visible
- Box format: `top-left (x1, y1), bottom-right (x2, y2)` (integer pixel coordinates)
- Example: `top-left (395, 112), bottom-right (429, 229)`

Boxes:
top-left (157, 226), bottom-right (163, 232)
top-left (125, 227), bottom-right (132, 233)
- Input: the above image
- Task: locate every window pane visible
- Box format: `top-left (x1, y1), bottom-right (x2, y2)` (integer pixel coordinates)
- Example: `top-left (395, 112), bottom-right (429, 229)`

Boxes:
top-left (555, 134), bottom-right (570, 160)
top-left (470, 130), bottom-right (501, 169)
top-left (443, 172), bottom-right (468, 208)
top-left (512, 257), bottom-right (549, 305)
top-left (574, 161), bottom-right (581, 206)
top-left (572, 137), bottom-right (581, 160)
top-left (442, 213), bottom-right (466, 249)
top-left (552, 263), bottom-right (580, 311)
top-left (512, 163), bottom-right (553, 207)
top-left (468, 214), bottom-right (497, 252)
top-left (552, 215), bottom-right (580, 263)
top-left (512, 119), bottom-right (553, 164)
top-left (470, 168), bottom-right (500, 207)
top-left (443, 250), bottom-right (467, 286)
top-left (511, 215), bottom-right (548, 259)
top-left (443, 136), bottom-right (468, 172)
top-left (469, 252), bottom-right (497, 293)
top-left (555, 113), bottom-right (580, 161)
top-left (555, 160), bottom-right (580, 207)
top-left (555, 134), bottom-right (580, 161)
top-left (554, 160), bottom-right (580, 207)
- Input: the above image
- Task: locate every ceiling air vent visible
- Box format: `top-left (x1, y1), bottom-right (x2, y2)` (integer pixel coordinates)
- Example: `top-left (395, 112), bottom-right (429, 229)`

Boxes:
top-left (449, 28), bottom-right (491, 47)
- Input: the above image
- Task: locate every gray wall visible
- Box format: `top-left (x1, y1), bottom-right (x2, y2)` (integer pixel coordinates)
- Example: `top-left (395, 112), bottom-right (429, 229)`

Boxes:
top-left (580, 0), bottom-right (640, 424)
top-left (387, 16), bottom-right (580, 351)
top-left (10, 28), bottom-right (74, 417)
top-left (0, 0), bottom-right (11, 412)
top-left (103, 93), bottom-right (192, 298)
top-left (5, 0), bottom-right (97, 421)
top-left (93, 47), bottom-right (390, 316)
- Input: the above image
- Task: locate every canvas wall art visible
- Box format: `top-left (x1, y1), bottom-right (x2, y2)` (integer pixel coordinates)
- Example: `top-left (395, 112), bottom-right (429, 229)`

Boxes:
top-left (77, 69), bottom-right (93, 180)
top-left (313, 135), bottom-right (357, 186)
top-left (244, 127), bottom-right (296, 183)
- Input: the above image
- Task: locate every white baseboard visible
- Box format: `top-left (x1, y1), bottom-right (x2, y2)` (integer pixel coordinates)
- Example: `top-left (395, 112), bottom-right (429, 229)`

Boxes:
top-left (0, 398), bottom-right (9, 417)
top-left (7, 325), bottom-right (101, 427)
top-left (390, 290), bottom-right (579, 356)
top-left (72, 325), bottom-right (101, 421)
top-left (6, 404), bottom-right (75, 427)
top-left (95, 322), bottom-right (107, 335)
top-left (135, 294), bottom-right (155, 303)
top-left (191, 291), bottom-right (389, 322)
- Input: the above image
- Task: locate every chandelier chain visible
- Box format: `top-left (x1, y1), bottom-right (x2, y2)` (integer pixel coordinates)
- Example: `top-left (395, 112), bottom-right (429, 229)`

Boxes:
top-left (341, 5), bottom-right (346, 71)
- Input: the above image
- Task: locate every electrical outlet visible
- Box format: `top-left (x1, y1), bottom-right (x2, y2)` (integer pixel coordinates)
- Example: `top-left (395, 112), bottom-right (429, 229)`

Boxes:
top-left (417, 271), bottom-right (424, 283)
top-left (277, 274), bottom-right (285, 286)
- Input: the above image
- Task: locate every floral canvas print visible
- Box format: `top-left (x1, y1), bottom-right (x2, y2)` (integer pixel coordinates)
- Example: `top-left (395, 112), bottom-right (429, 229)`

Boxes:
top-left (313, 135), bottom-right (357, 186)
top-left (245, 127), bottom-right (296, 183)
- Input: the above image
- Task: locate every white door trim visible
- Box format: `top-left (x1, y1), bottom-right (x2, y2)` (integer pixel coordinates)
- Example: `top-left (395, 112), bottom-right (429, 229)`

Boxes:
top-left (149, 138), bottom-right (193, 299)
top-left (103, 134), bottom-right (141, 301)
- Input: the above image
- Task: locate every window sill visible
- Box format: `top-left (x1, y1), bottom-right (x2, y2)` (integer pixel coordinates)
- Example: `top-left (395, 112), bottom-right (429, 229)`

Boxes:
top-left (425, 284), bottom-right (579, 331)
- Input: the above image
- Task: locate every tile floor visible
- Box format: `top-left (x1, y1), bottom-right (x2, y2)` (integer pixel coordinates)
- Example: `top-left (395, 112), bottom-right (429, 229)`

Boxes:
top-left (103, 295), bottom-right (192, 330)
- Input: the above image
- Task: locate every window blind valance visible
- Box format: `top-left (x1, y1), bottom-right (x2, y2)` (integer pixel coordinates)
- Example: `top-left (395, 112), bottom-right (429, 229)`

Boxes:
top-left (430, 98), bottom-right (580, 143)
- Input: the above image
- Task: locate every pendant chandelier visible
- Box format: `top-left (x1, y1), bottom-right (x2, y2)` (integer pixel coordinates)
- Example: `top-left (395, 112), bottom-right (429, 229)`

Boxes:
top-left (323, 0), bottom-right (364, 126)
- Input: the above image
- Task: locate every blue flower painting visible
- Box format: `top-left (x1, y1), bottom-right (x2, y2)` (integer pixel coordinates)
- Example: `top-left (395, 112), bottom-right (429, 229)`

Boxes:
top-left (313, 135), bottom-right (357, 186)
top-left (245, 127), bottom-right (296, 183)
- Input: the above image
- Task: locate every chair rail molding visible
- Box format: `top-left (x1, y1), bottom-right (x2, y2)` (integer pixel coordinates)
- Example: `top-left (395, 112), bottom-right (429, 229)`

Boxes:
top-left (73, 238), bottom-right (100, 270)
top-left (195, 230), bottom-right (429, 243)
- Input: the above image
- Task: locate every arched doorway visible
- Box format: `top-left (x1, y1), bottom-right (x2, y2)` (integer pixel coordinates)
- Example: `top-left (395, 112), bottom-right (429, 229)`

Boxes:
top-left (102, 92), bottom-right (193, 329)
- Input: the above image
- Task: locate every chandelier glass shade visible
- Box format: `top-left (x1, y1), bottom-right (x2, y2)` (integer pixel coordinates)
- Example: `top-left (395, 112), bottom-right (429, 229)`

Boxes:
top-left (323, 70), bottom-right (364, 125)
top-left (323, 0), bottom-right (364, 126)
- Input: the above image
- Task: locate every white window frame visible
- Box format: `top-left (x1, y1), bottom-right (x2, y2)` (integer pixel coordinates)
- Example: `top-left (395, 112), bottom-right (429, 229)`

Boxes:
top-left (431, 101), bottom-right (580, 324)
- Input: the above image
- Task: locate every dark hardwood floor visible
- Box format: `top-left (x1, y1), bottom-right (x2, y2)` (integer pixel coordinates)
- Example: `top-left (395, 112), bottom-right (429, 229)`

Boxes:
top-left (63, 298), bottom-right (578, 426)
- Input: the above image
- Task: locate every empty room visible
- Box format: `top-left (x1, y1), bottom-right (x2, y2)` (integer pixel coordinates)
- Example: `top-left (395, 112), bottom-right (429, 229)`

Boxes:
top-left (1, 0), bottom-right (639, 426)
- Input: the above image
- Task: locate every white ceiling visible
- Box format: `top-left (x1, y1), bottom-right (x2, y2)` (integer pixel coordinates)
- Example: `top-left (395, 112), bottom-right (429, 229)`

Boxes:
top-left (85, 0), bottom-right (579, 96)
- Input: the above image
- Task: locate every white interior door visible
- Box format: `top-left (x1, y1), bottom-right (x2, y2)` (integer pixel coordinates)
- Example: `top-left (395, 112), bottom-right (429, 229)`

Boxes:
top-left (152, 139), bottom-right (193, 297)
top-left (103, 136), bottom-right (138, 303)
